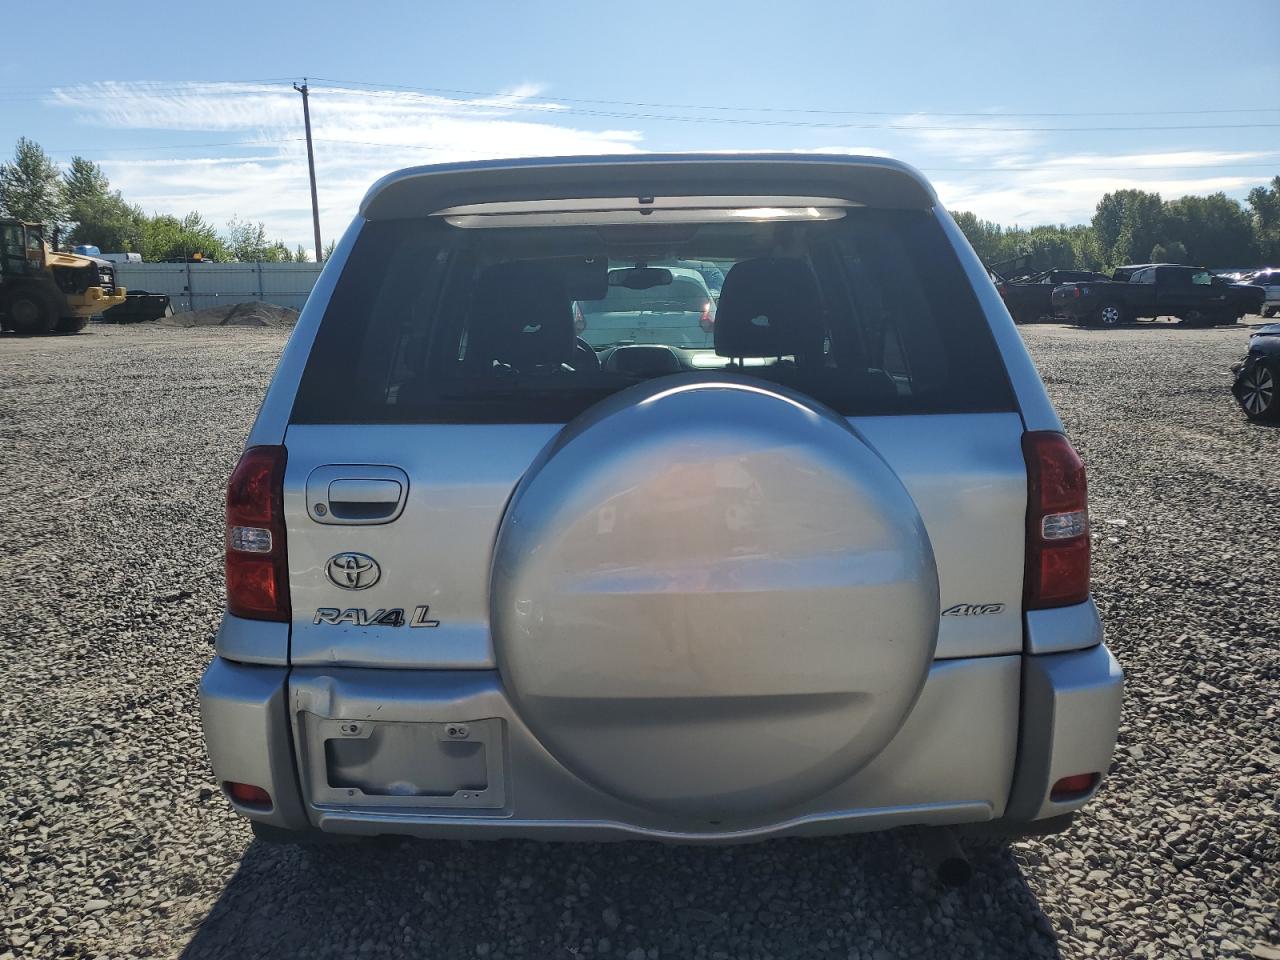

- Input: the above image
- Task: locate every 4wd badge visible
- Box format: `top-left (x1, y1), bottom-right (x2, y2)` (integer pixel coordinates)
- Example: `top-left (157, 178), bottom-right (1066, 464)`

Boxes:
top-left (941, 603), bottom-right (1005, 617)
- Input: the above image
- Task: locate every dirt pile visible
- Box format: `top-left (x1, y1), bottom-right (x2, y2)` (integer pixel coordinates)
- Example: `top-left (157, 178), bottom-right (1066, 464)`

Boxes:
top-left (156, 300), bottom-right (299, 328)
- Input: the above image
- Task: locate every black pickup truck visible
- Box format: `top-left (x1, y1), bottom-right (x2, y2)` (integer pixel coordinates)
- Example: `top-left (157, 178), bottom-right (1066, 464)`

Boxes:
top-left (1050, 264), bottom-right (1265, 327)
top-left (996, 269), bottom-right (1111, 324)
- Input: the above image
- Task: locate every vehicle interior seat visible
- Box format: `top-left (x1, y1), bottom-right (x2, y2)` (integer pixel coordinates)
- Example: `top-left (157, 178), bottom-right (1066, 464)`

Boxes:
top-left (714, 257), bottom-right (898, 402)
top-left (465, 261), bottom-right (577, 373)
top-left (714, 257), bottom-right (827, 367)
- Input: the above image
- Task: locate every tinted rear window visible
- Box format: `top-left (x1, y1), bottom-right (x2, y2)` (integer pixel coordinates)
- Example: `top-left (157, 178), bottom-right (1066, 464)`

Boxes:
top-left (292, 209), bottom-right (1015, 424)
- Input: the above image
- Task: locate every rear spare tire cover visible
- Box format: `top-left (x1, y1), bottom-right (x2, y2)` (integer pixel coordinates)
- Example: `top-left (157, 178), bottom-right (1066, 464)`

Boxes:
top-left (492, 375), bottom-right (939, 821)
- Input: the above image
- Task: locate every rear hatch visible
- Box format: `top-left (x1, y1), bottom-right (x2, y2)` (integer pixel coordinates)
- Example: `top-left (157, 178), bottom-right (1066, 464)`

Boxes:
top-left (280, 161), bottom-right (1031, 669)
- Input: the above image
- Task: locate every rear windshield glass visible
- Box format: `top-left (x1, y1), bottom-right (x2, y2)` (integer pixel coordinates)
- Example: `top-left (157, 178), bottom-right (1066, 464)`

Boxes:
top-left (292, 209), bottom-right (1014, 424)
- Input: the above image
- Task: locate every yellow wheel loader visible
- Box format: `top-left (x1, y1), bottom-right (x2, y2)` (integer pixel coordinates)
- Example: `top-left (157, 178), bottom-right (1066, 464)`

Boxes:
top-left (1, 219), bottom-right (126, 334)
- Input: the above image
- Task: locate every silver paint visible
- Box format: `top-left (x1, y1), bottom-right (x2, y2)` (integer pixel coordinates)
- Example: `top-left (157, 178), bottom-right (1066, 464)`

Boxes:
top-left (277, 653), bottom-right (1020, 839)
top-left (213, 611), bottom-right (289, 666)
top-left (245, 217), bottom-right (363, 449)
top-left (1005, 644), bottom-right (1123, 821)
top-left (491, 375), bottom-right (939, 818)
top-left (199, 154), bottom-right (1118, 842)
top-left (1024, 598), bottom-right (1105, 656)
top-left (934, 207), bottom-right (1064, 434)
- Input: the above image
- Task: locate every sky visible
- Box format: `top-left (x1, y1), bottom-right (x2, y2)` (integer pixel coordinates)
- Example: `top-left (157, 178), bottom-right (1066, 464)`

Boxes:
top-left (2, 0), bottom-right (1277, 255)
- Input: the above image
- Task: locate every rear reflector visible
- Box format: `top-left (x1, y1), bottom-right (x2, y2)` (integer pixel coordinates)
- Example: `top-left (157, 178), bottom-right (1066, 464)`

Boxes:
top-left (1023, 432), bottom-right (1090, 609)
top-left (1050, 773), bottom-right (1099, 801)
top-left (226, 446), bottom-right (290, 621)
top-left (225, 782), bottom-right (272, 807)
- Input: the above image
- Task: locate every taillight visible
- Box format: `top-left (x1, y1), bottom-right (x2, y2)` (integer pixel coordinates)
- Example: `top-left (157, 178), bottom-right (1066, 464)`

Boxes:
top-left (573, 302), bottom-right (586, 335)
top-left (699, 301), bottom-right (714, 333)
top-left (226, 445), bottom-right (290, 621)
top-left (1023, 432), bottom-right (1089, 609)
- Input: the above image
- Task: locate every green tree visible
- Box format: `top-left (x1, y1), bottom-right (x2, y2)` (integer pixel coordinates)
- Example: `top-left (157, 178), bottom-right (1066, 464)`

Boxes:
top-left (1092, 189), bottom-right (1164, 268)
top-left (1161, 193), bottom-right (1255, 267)
top-left (141, 211), bottom-right (229, 262)
top-left (225, 217), bottom-right (297, 262)
top-left (1246, 176), bottom-right (1280, 263)
top-left (951, 211), bottom-right (1007, 264)
top-left (0, 137), bottom-right (66, 231)
top-left (1066, 224), bottom-right (1106, 271)
top-left (63, 156), bottom-right (146, 251)
top-left (1020, 227), bottom-right (1080, 271)
top-left (1150, 240), bottom-right (1188, 264)
top-left (294, 244), bottom-right (310, 262)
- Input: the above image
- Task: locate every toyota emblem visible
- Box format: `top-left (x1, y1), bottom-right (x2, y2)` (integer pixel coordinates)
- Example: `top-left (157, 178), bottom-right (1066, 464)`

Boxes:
top-left (325, 552), bottom-right (381, 590)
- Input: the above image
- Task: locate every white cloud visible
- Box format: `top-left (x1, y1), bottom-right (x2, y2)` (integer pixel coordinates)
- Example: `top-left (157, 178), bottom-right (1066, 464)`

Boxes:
top-left (49, 81), bottom-right (643, 249)
top-left (45, 83), bottom-right (1280, 246)
top-left (932, 162), bottom-right (1268, 226)
top-left (800, 145), bottom-right (897, 158)
top-left (892, 113), bottom-right (1044, 161)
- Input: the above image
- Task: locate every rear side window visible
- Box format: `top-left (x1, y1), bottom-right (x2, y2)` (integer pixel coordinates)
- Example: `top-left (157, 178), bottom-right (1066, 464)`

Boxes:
top-left (292, 209), bottom-right (1015, 424)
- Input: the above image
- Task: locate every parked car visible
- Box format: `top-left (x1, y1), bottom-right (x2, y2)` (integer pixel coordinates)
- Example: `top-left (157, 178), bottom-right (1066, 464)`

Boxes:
top-left (996, 269), bottom-right (1111, 324)
top-left (200, 155), bottom-right (1122, 862)
top-left (1212, 267), bottom-right (1261, 283)
top-left (1051, 264), bottom-right (1265, 327)
top-left (1231, 322), bottom-right (1280, 421)
top-left (678, 259), bottom-right (726, 298)
top-left (577, 266), bottom-right (716, 350)
top-left (1241, 268), bottom-right (1280, 317)
top-left (1110, 262), bottom-right (1167, 282)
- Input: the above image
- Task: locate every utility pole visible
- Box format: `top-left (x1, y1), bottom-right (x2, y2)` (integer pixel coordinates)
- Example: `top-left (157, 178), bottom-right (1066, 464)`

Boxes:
top-left (294, 78), bottom-right (323, 263)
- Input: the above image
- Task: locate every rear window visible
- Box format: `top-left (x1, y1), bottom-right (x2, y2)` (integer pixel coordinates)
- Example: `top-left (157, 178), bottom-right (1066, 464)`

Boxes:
top-left (292, 209), bottom-right (1015, 424)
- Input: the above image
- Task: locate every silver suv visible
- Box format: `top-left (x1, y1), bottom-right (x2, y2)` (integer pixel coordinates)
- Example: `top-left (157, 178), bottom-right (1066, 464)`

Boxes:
top-left (201, 155), bottom-right (1122, 849)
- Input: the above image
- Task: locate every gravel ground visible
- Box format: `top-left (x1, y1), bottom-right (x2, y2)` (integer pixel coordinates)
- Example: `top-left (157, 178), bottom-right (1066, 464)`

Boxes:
top-left (0, 321), bottom-right (1276, 960)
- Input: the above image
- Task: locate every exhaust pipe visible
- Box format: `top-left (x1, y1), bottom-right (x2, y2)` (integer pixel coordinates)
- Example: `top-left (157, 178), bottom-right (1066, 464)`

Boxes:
top-left (915, 827), bottom-right (972, 887)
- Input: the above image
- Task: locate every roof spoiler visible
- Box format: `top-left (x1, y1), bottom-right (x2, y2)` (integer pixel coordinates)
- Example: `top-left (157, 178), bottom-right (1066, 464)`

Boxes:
top-left (359, 154), bottom-right (938, 221)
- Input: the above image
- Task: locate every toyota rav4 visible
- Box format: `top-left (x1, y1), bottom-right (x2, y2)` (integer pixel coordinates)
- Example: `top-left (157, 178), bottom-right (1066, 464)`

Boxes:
top-left (200, 154), bottom-right (1122, 849)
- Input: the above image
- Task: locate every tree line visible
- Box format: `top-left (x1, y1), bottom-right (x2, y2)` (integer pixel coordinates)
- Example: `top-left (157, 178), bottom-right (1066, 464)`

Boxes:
top-left (0, 137), bottom-right (325, 262)
top-left (953, 179), bottom-right (1280, 275)
top-left (2, 133), bottom-right (1277, 271)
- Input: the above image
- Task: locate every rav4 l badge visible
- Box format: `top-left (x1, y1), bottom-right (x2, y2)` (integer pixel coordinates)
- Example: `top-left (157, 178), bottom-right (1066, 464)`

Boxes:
top-left (326, 552), bottom-right (380, 590)
top-left (313, 605), bottom-right (440, 628)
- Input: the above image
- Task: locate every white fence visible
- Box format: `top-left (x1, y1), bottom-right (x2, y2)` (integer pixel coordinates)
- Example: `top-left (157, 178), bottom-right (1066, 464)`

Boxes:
top-left (113, 262), bottom-right (323, 313)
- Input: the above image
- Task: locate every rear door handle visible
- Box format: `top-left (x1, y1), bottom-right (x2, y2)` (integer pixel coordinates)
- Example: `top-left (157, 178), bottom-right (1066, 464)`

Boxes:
top-left (306, 465), bottom-right (409, 525)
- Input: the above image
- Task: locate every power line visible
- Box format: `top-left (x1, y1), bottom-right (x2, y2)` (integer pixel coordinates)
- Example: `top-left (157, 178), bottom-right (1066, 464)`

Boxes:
top-left (310, 138), bottom-right (1280, 170)
top-left (11, 77), bottom-right (1280, 131)
top-left (307, 76), bottom-right (1280, 119)
top-left (295, 81), bottom-right (1280, 132)
top-left (39, 138), bottom-right (299, 154)
top-left (32, 134), bottom-right (1280, 175)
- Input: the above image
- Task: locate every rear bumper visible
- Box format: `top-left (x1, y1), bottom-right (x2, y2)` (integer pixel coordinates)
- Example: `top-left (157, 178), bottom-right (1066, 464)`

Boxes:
top-left (200, 644), bottom-right (1121, 841)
